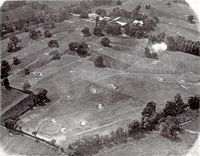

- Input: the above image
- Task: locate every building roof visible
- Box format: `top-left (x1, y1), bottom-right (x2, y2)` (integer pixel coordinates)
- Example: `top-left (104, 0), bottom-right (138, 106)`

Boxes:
top-left (1, 87), bottom-right (29, 115)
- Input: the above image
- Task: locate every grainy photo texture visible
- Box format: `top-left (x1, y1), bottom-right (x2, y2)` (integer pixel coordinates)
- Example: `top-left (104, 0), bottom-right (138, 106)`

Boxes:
top-left (0, 0), bottom-right (199, 156)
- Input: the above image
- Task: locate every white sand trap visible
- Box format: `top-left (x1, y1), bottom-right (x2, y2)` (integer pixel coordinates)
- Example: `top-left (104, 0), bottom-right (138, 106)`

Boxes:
top-left (72, 13), bottom-right (80, 17)
top-left (121, 33), bottom-right (130, 37)
top-left (107, 84), bottom-right (117, 90)
top-left (179, 80), bottom-right (185, 84)
top-left (97, 103), bottom-right (104, 110)
top-left (41, 40), bottom-right (46, 43)
top-left (89, 86), bottom-right (97, 94)
top-left (156, 77), bottom-right (164, 82)
top-left (44, 52), bottom-right (49, 55)
top-left (180, 85), bottom-right (188, 89)
top-left (38, 72), bottom-right (44, 77)
top-left (70, 70), bottom-right (77, 73)
top-left (80, 120), bottom-right (88, 126)
top-left (51, 119), bottom-right (57, 123)
top-left (32, 72), bottom-right (43, 77)
top-left (60, 128), bottom-right (66, 133)
top-left (152, 60), bottom-right (160, 65)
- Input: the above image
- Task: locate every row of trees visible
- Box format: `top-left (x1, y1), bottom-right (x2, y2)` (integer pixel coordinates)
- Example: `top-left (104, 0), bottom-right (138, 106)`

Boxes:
top-left (166, 36), bottom-right (200, 56)
top-left (1, 7), bottom-right (63, 37)
top-left (29, 29), bottom-right (53, 40)
top-left (1, 56), bottom-right (21, 78)
top-left (67, 94), bottom-right (199, 155)
top-left (1, 59), bottom-right (12, 90)
top-left (0, 14), bottom-right (47, 37)
top-left (148, 33), bottom-right (200, 56)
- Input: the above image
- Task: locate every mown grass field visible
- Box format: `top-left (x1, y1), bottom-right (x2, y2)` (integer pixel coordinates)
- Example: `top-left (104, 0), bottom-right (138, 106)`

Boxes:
top-left (1, 0), bottom-right (200, 155)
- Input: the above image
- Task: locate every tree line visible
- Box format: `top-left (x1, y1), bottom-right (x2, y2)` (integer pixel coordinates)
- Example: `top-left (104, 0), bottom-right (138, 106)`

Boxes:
top-left (66, 94), bottom-right (199, 156)
top-left (148, 33), bottom-right (200, 56)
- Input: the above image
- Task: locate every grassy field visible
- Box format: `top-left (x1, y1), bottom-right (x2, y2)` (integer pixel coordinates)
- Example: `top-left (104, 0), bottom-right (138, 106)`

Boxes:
top-left (0, 126), bottom-right (62, 155)
top-left (1, 0), bottom-right (200, 155)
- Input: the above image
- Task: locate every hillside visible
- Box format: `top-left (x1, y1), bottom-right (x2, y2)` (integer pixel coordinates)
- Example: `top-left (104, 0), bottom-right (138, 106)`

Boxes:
top-left (0, 0), bottom-right (199, 156)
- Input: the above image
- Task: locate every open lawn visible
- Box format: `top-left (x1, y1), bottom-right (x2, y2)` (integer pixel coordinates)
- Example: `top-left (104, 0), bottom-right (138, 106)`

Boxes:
top-left (1, 0), bottom-right (200, 155)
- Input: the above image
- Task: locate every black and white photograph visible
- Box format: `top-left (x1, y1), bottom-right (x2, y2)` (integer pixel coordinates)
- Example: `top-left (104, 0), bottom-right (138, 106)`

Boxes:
top-left (0, 0), bottom-right (200, 155)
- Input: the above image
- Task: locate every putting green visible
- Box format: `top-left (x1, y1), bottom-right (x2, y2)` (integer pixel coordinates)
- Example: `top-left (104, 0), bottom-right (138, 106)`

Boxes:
top-left (38, 119), bottom-right (62, 135)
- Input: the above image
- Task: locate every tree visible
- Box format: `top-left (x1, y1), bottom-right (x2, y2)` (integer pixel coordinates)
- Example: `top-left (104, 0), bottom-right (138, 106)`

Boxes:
top-left (72, 6), bottom-right (83, 14)
top-left (29, 29), bottom-right (39, 40)
top-left (22, 82), bottom-right (31, 91)
top-left (32, 131), bottom-right (38, 136)
top-left (44, 30), bottom-right (52, 38)
top-left (1, 60), bottom-right (11, 72)
top-left (13, 57), bottom-right (21, 65)
top-left (101, 37), bottom-right (111, 47)
top-left (69, 42), bottom-right (79, 51)
top-left (106, 22), bottom-right (122, 35)
top-left (96, 9), bottom-right (107, 17)
top-left (188, 95), bottom-right (200, 110)
top-left (10, 35), bottom-right (20, 49)
top-left (7, 35), bottom-right (21, 52)
top-left (1, 60), bottom-right (10, 79)
top-left (128, 120), bottom-right (141, 135)
top-left (48, 40), bottom-right (59, 48)
top-left (80, 11), bottom-right (89, 19)
top-left (144, 47), bottom-right (158, 59)
top-left (34, 88), bottom-right (50, 104)
top-left (98, 19), bottom-right (108, 30)
top-left (144, 47), bottom-right (151, 57)
top-left (92, 0), bottom-right (113, 6)
top-left (163, 101), bottom-right (178, 117)
top-left (24, 68), bottom-right (30, 75)
top-left (93, 26), bottom-right (104, 36)
top-left (77, 42), bottom-right (89, 56)
top-left (95, 16), bottom-right (100, 27)
top-left (188, 15), bottom-right (195, 24)
top-left (37, 30), bottom-right (42, 37)
top-left (81, 27), bottom-right (91, 37)
top-left (4, 118), bottom-right (16, 129)
top-left (23, 26), bottom-right (29, 32)
top-left (135, 4), bottom-right (141, 12)
top-left (159, 116), bottom-right (180, 139)
top-left (141, 101), bottom-right (157, 117)
top-left (116, 0), bottom-right (122, 5)
top-left (93, 56), bottom-right (105, 67)
top-left (174, 93), bottom-right (185, 114)
top-left (7, 42), bottom-right (14, 52)
top-left (50, 50), bottom-right (61, 60)
top-left (145, 5), bottom-right (151, 9)
top-left (166, 2), bottom-right (171, 6)
top-left (50, 139), bottom-right (56, 146)
top-left (2, 77), bottom-right (11, 90)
